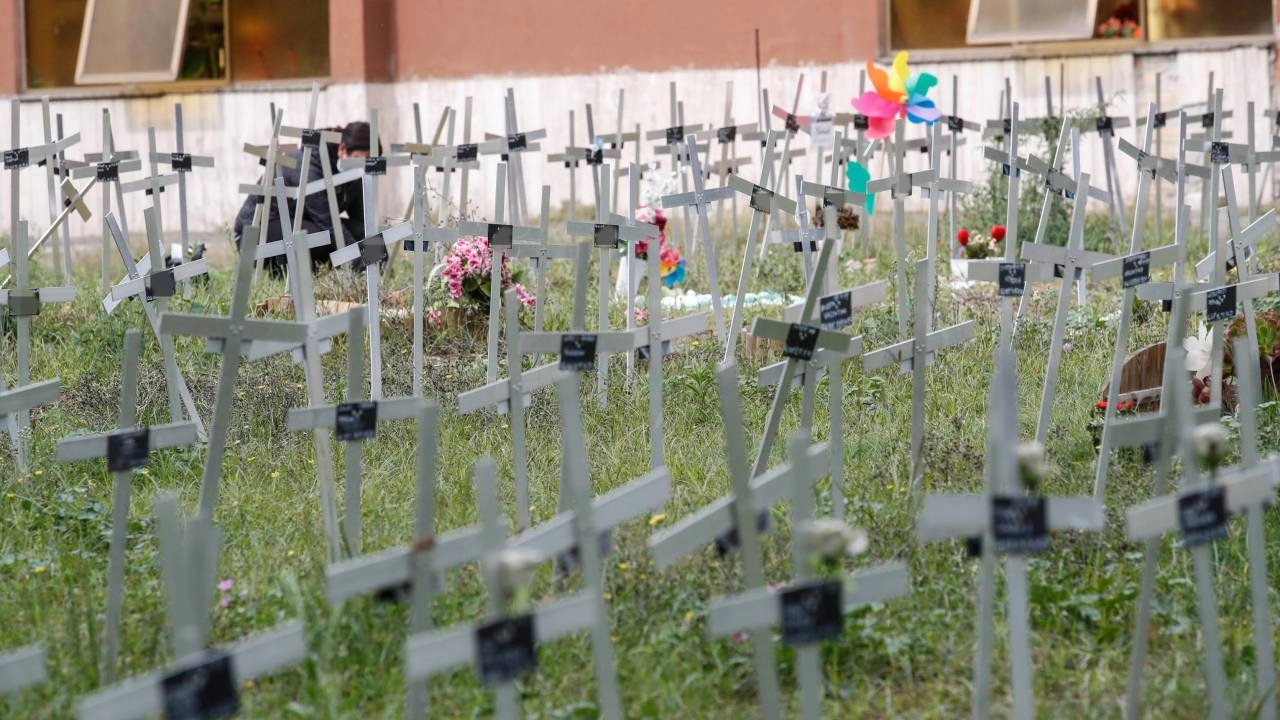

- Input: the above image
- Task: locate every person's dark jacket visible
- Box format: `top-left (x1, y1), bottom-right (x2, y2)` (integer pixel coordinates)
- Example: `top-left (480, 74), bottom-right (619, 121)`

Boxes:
top-left (233, 146), bottom-right (366, 274)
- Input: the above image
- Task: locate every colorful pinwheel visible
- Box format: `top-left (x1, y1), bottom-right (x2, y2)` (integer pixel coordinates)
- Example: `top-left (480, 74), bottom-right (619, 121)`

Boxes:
top-left (852, 51), bottom-right (941, 140)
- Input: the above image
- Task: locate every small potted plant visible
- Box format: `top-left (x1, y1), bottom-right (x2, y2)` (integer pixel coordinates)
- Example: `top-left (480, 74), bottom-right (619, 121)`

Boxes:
top-left (950, 225), bottom-right (1005, 280)
top-left (426, 233), bottom-right (535, 337)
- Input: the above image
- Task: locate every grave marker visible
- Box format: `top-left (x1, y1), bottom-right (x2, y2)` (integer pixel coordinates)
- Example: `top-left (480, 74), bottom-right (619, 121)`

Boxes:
top-left (56, 330), bottom-right (198, 682)
top-left (75, 495), bottom-right (307, 720)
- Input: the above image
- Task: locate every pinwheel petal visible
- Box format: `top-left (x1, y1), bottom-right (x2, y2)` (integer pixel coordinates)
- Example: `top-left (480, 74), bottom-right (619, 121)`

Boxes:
top-left (906, 98), bottom-right (942, 124)
top-left (845, 161), bottom-right (876, 214)
top-left (908, 72), bottom-right (938, 98)
top-left (866, 60), bottom-right (900, 103)
top-left (865, 116), bottom-right (897, 141)
top-left (853, 91), bottom-right (902, 119)
top-left (889, 51), bottom-right (910, 95)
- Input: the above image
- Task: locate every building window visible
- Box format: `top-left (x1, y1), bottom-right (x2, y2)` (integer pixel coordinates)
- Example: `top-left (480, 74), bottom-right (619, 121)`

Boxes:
top-left (24, 0), bottom-right (328, 89)
top-left (889, 0), bottom-right (1272, 50)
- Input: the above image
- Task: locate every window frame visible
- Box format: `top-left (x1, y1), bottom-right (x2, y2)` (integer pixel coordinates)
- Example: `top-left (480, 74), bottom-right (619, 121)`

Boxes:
top-left (883, 0), bottom-right (1278, 55)
top-left (74, 0), bottom-right (194, 85)
top-left (20, 0), bottom-right (330, 95)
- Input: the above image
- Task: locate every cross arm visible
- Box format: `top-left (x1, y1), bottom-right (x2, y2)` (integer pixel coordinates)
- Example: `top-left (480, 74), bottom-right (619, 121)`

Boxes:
top-left (330, 222), bottom-right (413, 267)
top-left (1020, 242), bottom-right (1115, 268)
top-left (242, 143), bottom-right (299, 170)
top-left (74, 621), bottom-right (306, 720)
top-left (1125, 461), bottom-right (1277, 541)
top-left (863, 321), bottom-right (977, 372)
top-left (748, 318), bottom-right (858, 355)
top-left (109, 258), bottom-right (209, 302)
top-left (799, 181), bottom-right (867, 209)
top-left (1189, 275), bottom-right (1280, 309)
top-left (236, 308), bottom-right (363, 362)
top-left (1100, 403), bottom-right (1220, 449)
top-left (964, 259), bottom-right (1057, 285)
top-left (458, 362), bottom-right (563, 415)
top-left (1089, 244), bottom-right (1179, 282)
top-left (0, 379), bottom-right (59, 416)
top-left (404, 592), bottom-right (595, 681)
top-left (159, 313), bottom-right (307, 345)
top-left (521, 329), bottom-right (646, 354)
top-left (298, 168), bottom-right (363, 197)
top-left (0, 285), bottom-right (76, 308)
top-left (119, 173), bottom-right (178, 196)
top-left (56, 422), bottom-right (198, 462)
top-left (511, 467), bottom-right (672, 560)
top-left (325, 523), bottom-right (489, 604)
top-left (661, 185), bottom-right (735, 210)
top-left (0, 645), bottom-right (46, 695)
top-left (647, 444), bottom-right (830, 569)
top-left (286, 397), bottom-right (426, 432)
top-left (255, 230), bottom-right (331, 262)
top-left (727, 175), bottom-right (797, 214)
top-left (916, 494), bottom-right (1104, 542)
top-left (151, 151), bottom-right (214, 169)
top-left (707, 561), bottom-right (910, 635)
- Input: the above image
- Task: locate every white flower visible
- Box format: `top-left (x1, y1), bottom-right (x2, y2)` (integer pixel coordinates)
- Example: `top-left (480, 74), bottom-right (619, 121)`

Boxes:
top-left (1016, 441), bottom-right (1047, 490)
top-left (1183, 323), bottom-right (1212, 380)
top-left (799, 519), bottom-right (869, 561)
top-left (494, 548), bottom-right (543, 596)
top-left (1190, 423), bottom-right (1229, 470)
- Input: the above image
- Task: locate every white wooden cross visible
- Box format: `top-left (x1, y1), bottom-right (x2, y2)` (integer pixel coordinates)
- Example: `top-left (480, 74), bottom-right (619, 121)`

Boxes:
top-left (402, 451), bottom-right (658, 720)
top-left (479, 89), bottom-right (547, 222)
top-left (760, 279), bottom-right (887, 522)
top-left (647, 362), bottom-right (794, 718)
top-left (0, 220), bottom-right (74, 471)
top-left (766, 74), bottom-right (810, 195)
top-left (75, 494), bottom-right (307, 720)
top-left (916, 124), bottom-right (975, 267)
top-left (746, 215), bottom-right (860, 483)
top-left (158, 214), bottom-right (312, 520)
top-left (458, 286), bottom-right (568, 530)
top-left (56, 329), bottom-right (198, 682)
top-left (0, 176), bottom-right (93, 298)
top-left (103, 209), bottom-right (207, 440)
top-left (943, 75), bottom-right (982, 249)
top-left (865, 118), bottom-right (938, 337)
top-left (565, 163), bottom-right (650, 403)
top-left (764, 175), bottom-right (828, 287)
top-left (1090, 103), bottom-right (1182, 497)
top-left (1024, 173), bottom-right (1114, 446)
top-left (1123, 335), bottom-right (1277, 720)
top-left (520, 243), bottom-right (647, 384)
top-left (70, 109), bottom-right (142, 291)
top-left (1191, 85), bottom-right (1235, 232)
top-left (601, 89), bottom-right (638, 216)
top-left (240, 111), bottom-right (299, 279)
top-left (5, 99), bottom-right (80, 281)
top-left (336, 108), bottom-right (414, 238)
top-left (287, 309), bottom-right (426, 557)
top-left (329, 216), bottom-right (412, 402)
top-left (708, 433), bottom-right (909, 720)
top-left (1128, 113), bottom-right (1211, 316)
top-left (917, 351), bottom-right (1104, 720)
top-left (36, 98), bottom-right (70, 281)
top-left (456, 163), bottom-right (551, 386)
top-left (1236, 101), bottom-right (1280, 222)
top-left (1076, 77), bottom-right (1133, 238)
top-left (148, 103), bottom-right (215, 259)
top-left (863, 257), bottom-right (976, 492)
top-left (661, 133), bottom-right (736, 343)
top-left (119, 128), bottom-right (178, 250)
top-left (1196, 167), bottom-right (1274, 284)
top-left (4, 99), bottom-right (74, 247)
top-left (719, 133), bottom-right (794, 361)
top-left (546, 107), bottom-right (619, 221)
top-left (0, 374), bottom-right (58, 473)
top-left (698, 80), bottom-right (757, 232)
top-left (403, 161), bottom-right (460, 396)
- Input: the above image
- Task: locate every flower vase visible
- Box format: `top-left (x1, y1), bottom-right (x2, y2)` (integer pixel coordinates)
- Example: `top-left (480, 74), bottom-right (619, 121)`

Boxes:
top-left (614, 253), bottom-right (647, 302)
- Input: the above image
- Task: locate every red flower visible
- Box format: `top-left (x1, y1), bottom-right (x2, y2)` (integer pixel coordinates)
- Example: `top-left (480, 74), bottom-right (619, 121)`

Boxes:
top-left (957, 228), bottom-right (970, 246)
top-left (1096, 401), bottom-right (1108, 409)
top-left (990, 225), bottom-right (1006, 241)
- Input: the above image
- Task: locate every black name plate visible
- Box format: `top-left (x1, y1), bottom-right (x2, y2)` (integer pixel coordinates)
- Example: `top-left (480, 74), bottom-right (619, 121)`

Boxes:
top-left (780, 579), bottom-right (843, 646)
top-left (1179, 485), bottom-right (1228, 547)
top-left (991, 495), bottom-right (1050, 554)
top-left (335, 401), bottom-right (378, 442)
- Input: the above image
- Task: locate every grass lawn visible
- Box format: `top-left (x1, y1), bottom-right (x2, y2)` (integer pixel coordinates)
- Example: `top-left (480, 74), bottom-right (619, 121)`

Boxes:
top-left (2, 208), bottom-right (1278, 719)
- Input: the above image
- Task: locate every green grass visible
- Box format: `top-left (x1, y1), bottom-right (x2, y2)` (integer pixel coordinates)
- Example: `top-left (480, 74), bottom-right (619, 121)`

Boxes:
top-left (2, 208), bottom-right (1279, 719)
